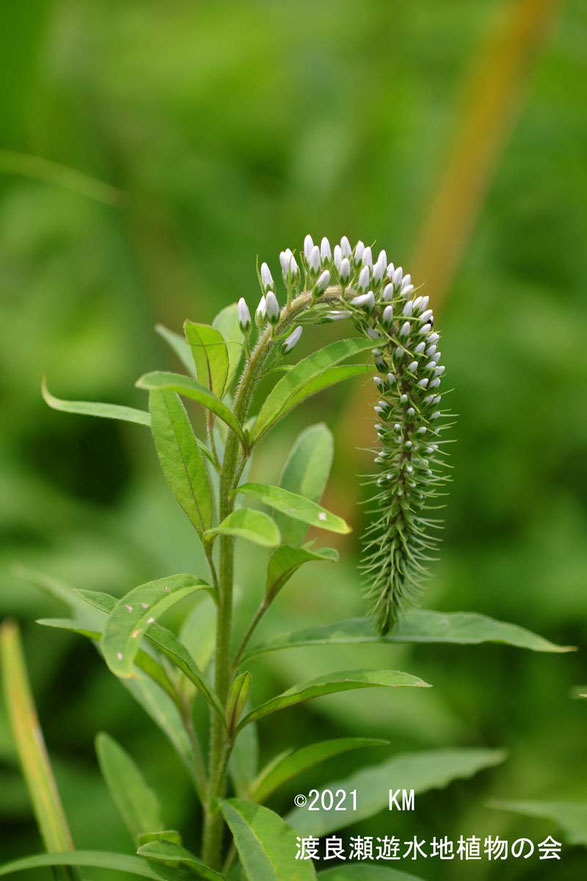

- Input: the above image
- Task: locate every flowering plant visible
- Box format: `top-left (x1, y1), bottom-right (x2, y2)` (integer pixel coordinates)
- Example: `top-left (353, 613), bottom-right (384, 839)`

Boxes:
top-left (0, 236), bottom-right (569, 881)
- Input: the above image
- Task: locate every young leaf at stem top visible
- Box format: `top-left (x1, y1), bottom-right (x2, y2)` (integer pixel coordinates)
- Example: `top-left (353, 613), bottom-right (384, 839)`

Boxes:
top-left (212, 303), bottom-right (245, 393)
top-left (184, 321), bottom-right (229, 398)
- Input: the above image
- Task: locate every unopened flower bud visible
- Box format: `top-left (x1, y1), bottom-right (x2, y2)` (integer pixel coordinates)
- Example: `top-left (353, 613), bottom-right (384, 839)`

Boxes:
top-left (340, 235), bottom-right (352, 257)
top-left (354, 240), bottom-right (365, 261)
top-left (255, 295), bottom-right (266, 326)
top-left (303, 234), bottom-right (314, 259)
top-left (320, 237), bottom-right (331, 262)
top-left (400, 321), bottom-right (411, 336)
top-left (315, 269), bottom-right (330, 295)
top-left (237, 297), bottom-right (251, 334)
top-left (281, 325), bottom-right (303, 353)
top-left (383, 283), bottom-right (394, 301)
top-left (333, 244), bottom-right (342, 270)
top-left (260, 262), bottom-right (274, 291)
top-left (326, 309), bottom-right (352, 321)
top-left (309, 245), bottom-right (321, 273)
top-left (382, 304), bottom-right (394, 326)
top-left (362, 246), bottom-right (373, 267)
top-left (339, 257), bottom-right (351, 281)
top-left (351, 291), bottom-right (375, 312)
top-left (357, 265), bottom-right (371, 291)
top-left (265, 290), bottom-right (280, 324)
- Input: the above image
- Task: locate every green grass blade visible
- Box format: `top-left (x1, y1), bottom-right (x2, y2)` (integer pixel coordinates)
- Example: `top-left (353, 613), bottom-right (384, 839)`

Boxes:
top-left (0, 621), bottom-right (80, 881)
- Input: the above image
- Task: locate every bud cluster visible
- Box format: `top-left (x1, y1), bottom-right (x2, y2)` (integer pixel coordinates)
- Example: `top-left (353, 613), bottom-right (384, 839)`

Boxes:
top-left (239, 235), bottom-right (450, 633)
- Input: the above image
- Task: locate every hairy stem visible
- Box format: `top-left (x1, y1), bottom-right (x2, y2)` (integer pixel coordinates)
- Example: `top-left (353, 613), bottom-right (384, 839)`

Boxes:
top-left (201, 286), bottom-right (343, 868)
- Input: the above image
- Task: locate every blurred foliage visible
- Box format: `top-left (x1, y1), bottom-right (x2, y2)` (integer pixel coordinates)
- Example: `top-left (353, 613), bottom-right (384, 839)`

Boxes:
top-left (0, 0), bottom-right (586, 878)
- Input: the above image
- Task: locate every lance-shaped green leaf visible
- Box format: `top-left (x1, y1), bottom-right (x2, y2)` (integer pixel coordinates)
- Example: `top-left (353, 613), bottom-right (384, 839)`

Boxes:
top-left (264, 545), bottom-right (338, 605)
top-left (490, 800), bottom-right (587, 847)
top-left (75, 589), bottom-right (224, 719)
top-left (212, 303), bottom-right (245, 392)
top-left (319, 868), bottom-right (424, 881)
top-left (43, 378), bottom-right (150, 426)
top-left (0, 622), bottom-right (79, 881)
top-left (236, 484), bottom-right (350, 535)
top-left (184, 321), bottom-right (229, 397)
top-left (137, 831), bottom-right (182, 847)
top-left (136, 372), bottom-right (246, 446)
top-left (276, 424), bottom-right (334, 546)
top-left (220, 799), bottom-right (316, 881)
top-left (137, 840), bottom-right (224, 880)
top-left (149, 390), bottom-right (214, 538)
top-left (243, 609), bottom-right (572, 662)
top-left (155, 324), bottom-right (197, 377)
top-left (229, 721), bottom-right (259, 798)
top-left (207, 509), bottom-right (280, 548)
top-left (37, 618), bottom-right (180, 708)
top-left (0, 852), bottom-right (192, 880)
top-left (250, 338), bottom-right (375, 442)
top-left (252, 738), bottom-right (388, 804)
top-left (102, 575), bottom-right (209, 679)
top-left (239, 669), bottom-right (430, 730)
top-left (288, 748), bottom-right (506, 836)
top-left (96, 733), bottom-right (165, 845)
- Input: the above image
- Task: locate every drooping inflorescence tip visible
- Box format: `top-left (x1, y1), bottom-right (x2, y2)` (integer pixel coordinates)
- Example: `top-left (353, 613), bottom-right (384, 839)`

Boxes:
top-left (241, 235), bottom-right (450, 632)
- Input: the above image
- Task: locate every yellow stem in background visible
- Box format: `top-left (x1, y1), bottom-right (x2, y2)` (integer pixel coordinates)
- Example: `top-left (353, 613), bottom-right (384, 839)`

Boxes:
top-left (336, 0), bottom-right (564, 532)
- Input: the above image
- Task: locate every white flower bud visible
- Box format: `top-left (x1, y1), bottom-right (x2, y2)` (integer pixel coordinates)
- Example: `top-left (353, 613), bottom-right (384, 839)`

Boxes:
top-left (339, 257), bottom-right (351, 281)
top-left (315, 269), bottom-right (330, 295)
top-left (377, 249), bottom-right (387, 268)
top-left (320, 237), bottom-right (331, 262)
top-left (279, 250), bottom-right (291, 278)
top-left (402, 300), bottom-right (413, 317)
top-left (357, 265), bottom-right (371, 291)
top-left (309, 245), bottom-right (321, 273)
top-left (260, 261), bottom-right (274, 291)
top-left (333, 244), bottom-right (342, 270)
top-left (383, 282), bottom-right (394, 301)
top-left (373, 376), bottom-right (383, 387)
top-left (416, 426), bottom-right (427, 434)
top-left (255, 295), bottom-right (266, 326)
top-left (420, 309), bottom-right (433, 323)
top-left (420, 296), bottom-right (430, 310)
top-left (303, 234), bottom-right (314, 259)
top-left (425, 360), bottom-right (437, 370)
top-left (434, 365), bottom-right (445, 375)
top-left (429, 378), bottom-right (441, 388)
top-left (366, 327), bottom-right (380, 339)
top-left (408, 360), bottom-right (418, 372)
top-left (290, 255), bottom-right (300, 278)
top-left (431, 411), bottom-right (441, 420)
top-left (400, 321), bottom-right (411, 336)
top-left (401, 273), bottom-right (412, 289)
top-left (399, 395), bottom-right (408, 404)
top-left (362, 246), bottom-right (373, 267)
top-left (432, 351), bottom-right (441, 363)
top-left (413, 296), bottom-right (423, 311)
top-left (354, 240), bottom-right (365, 261)
top-left (281, 325), bottom-right (303, 354)
top-left (237, 297), bottom-right (251, 333)
top-left (386, 262), bottom-right (395, 278)
top-left (387, 372), bottom-right (396, 383)
top-left (265, 290), bottom-right (280, 324)
top-left (382, 304), bottom-right (394, 326)
top-left (401, 284), bottom-right (415, 296)
top-left (373, 252), bottom-right (386, 281)
top-left (340, 235), bottom-right (352, 257)
top-left (426, 344), bottom-right (437, 356)
top-left (351, 291), bottom-right (375, 312)
top-left (393, 266), bottom-right (404, 286)
top-left (407, 407), bottom-right (415, 417)
top-left (428, 332), bottom-right (440, 343)
top-left (420, 323), bottom-right (432, 334)
top-left (326, 309), bottom-right (352, 321)
top-left (414, 342), bottom-right (426, 354)
top-left (418, 378), bottom-right (429, 388)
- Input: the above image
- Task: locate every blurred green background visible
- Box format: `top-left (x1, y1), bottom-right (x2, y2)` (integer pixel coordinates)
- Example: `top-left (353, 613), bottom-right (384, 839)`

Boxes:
top-left (1, 0), bottom-right (586, 878)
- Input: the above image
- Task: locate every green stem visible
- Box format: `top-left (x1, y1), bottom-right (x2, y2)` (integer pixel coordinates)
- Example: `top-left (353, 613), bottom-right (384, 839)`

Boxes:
top-left (201, 286), bottom-right (343, 868)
